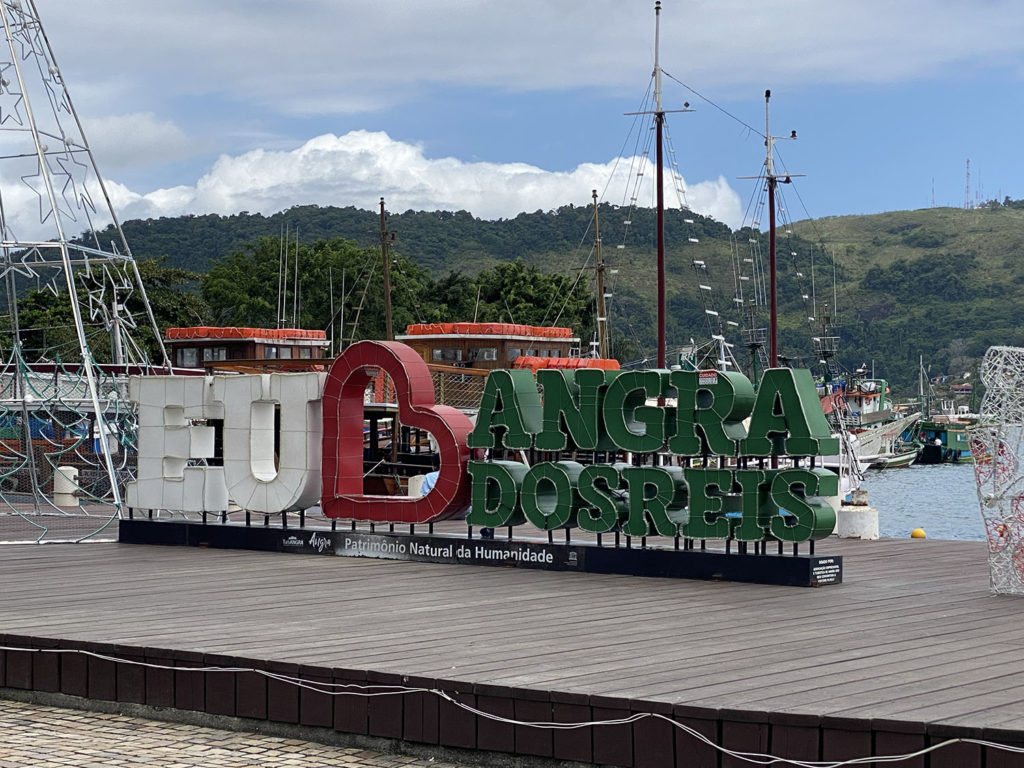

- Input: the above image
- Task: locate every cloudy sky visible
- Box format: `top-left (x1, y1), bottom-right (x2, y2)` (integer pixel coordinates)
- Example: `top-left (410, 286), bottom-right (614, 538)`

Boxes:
top-left (23, 0), bottom-right (1024, 231)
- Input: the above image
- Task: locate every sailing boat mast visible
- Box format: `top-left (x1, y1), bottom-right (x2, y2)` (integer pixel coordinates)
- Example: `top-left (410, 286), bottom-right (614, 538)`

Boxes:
top-left (653, 1), bottom-right (666, 368)
top-left (380, 197), bottom-right (394, 341)
top-left (762, 89), bottom-right (797, 367)
top-left (625, 2), bottom-right (691, 366)
top-left (592, 189), bottom-right (609, 359)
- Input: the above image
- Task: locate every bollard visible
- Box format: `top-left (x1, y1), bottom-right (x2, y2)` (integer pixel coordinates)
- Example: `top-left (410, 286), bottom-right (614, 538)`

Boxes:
top-left (53, 465), bottom-right (78, 507)
top-left (836, 504), bottom-right (879, 540)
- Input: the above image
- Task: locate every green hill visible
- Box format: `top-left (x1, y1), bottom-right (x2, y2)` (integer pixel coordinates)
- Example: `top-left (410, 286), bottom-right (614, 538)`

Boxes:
top-left (789, 203), bottom-right (1024, 395)
top-left (96, 199), bottom-right (1024, 398)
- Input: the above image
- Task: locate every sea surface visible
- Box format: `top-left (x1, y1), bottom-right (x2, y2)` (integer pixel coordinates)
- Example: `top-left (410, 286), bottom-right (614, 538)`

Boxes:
top-left (860, 462), bottom-right (982, 540)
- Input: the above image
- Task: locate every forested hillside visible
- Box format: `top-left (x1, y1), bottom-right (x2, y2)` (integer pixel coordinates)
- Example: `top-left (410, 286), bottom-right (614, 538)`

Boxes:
top-left (83, 198), bottom-right (1024, 398)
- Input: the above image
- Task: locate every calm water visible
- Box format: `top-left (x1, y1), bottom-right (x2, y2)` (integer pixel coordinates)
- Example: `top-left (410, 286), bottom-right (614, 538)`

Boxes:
top-left (860, 462), bottom-right (982, 540)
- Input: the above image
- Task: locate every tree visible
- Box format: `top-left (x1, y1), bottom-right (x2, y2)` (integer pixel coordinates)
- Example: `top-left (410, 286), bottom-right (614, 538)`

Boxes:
top-left (469, 261), bottom-right (595, 340)
top-left (129, 258), bottom-right (212, 364)
top-left (2, 259), bottom-right (212, 365)
top-left (200, 235), bottom-right (436, 344)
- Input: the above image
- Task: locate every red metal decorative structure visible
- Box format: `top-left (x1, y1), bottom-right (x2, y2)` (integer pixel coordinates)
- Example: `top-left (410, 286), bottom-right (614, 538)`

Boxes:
top-left (320, 340), bottom-right (474, 523)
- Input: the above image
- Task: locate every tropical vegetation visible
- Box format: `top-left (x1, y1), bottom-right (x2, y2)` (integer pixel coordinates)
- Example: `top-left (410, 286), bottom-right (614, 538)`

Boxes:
top-left (9, 196), bottom-right (1023, 400)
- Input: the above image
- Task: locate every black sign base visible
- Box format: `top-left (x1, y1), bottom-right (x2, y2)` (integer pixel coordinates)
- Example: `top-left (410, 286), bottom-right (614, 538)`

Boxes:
top-left (119, 520), bottom-right (841, 587)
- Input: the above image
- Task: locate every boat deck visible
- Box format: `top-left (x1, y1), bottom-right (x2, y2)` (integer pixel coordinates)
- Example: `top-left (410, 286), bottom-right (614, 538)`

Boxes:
top-left (2, 535), bottom-right (1023, 766)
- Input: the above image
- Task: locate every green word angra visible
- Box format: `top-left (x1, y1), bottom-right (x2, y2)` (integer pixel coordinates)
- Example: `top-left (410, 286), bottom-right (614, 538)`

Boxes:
top-left (465, 367), bottom-right (841, 542)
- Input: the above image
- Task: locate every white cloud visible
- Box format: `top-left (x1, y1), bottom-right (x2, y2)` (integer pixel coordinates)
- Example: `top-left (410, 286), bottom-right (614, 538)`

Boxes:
top-left (105, 130), bottom-right (743, 228)
top-left (83, 113), bottom-right (192, 171)
top-left (7, 0), bottom-right (1017, 233)
top-left (40, 1), bottom-right (1024, 120)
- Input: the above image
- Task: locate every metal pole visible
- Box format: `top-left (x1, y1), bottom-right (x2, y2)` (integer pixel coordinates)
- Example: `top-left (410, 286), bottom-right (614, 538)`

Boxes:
top-left (765, 89), bottom-right (778, 368)
top-left (380, 197), bottom-right (394, 341)
top-left (593, 189), bottom-right (608, 359)
top-left (277, 223), bottom-right (285, 329)
top-left (768, 175), bottom-right (777, 368)
top-left (654, 1), bottom-right (666, 369)
top-left (292, 228), bottom-right (299, 327)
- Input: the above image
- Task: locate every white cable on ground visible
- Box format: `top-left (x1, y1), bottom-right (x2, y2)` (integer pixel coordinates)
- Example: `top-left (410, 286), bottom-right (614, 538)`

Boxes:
top-left (1, 645), bottom-right (1019, 768)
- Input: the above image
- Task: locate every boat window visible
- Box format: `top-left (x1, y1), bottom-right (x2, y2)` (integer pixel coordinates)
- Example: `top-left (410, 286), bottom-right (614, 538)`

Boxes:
top-left (525, 349), bottom-right (536, 357)
top-left (298, 347), bottom-right (311, 359)
top-left (176, 347), bottom-right (198, 368)
top-left (265, 346), bottom-right (278, 359)
top-left (432, 348), bottom-right (463, 362)
top-left (202, 346), bottom-right (227, 361)
top-left (508, 348), bottom-right (521, 361)
top-left (470, 347), bottom-right (497, 361)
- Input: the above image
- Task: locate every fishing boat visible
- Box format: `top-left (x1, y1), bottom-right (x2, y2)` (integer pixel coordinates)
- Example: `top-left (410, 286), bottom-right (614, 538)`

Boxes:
top-left (909, 359), bottom-right (975, 464)
top-left (914, 406), bottom-right (975, 464)
top-left (812, 314), bottom-right (919, 469)
top-left (843, 377), bottom-right (921, 468)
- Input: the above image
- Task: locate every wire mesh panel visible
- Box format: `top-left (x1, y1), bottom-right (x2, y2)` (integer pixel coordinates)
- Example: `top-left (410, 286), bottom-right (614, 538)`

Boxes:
top-left (364, 365), bottom-right (487, 412)
top-left (428, 365), bottom-right (487, 412)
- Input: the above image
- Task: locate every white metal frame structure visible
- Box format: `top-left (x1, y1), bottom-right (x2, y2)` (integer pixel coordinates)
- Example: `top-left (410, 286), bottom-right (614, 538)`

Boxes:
top-left (0, 0), bottom-right (166, 541)
top-left (968, 346), bottom-right (1024, 594)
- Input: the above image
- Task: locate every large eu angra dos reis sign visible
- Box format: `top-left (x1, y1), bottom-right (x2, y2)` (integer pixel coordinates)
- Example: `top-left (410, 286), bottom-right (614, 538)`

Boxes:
top-left (126, 340), bottom-right (840, 544)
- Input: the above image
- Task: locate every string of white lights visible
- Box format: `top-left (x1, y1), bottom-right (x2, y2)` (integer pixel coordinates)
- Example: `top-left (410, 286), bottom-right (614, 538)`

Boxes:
top-left (2, 645), bottom-right (1021, 768)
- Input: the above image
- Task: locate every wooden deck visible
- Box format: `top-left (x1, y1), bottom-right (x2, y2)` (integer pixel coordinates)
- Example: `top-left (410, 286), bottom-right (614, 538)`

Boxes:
top-left (0, 535), bottom-right (1017, 724)
top-left (3, 534), bottom-right (1024, 766)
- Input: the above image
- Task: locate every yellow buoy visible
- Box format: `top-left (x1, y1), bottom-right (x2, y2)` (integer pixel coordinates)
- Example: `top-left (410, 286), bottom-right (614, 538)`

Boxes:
top-left (911, 528), bottom-right (927, 539)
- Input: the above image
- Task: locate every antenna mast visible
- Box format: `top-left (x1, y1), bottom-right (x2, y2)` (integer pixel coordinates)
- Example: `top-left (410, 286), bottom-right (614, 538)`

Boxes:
top-left (964, 158), bottom-right (972, 210)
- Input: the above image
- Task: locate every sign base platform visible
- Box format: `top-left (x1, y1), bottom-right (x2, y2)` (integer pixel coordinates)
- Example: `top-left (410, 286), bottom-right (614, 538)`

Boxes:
top-left (119, 519), bottom-right (842, 587)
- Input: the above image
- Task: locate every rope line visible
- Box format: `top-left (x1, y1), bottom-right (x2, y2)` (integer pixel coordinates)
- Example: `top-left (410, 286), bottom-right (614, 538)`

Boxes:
top-left (661, 71), bottom-right (764, 138)
top-left (1, 645), bottom-right (1020, 767)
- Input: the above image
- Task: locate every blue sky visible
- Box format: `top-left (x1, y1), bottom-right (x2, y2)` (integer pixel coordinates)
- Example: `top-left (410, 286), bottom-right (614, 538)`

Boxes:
top-left (34, 0), bottom-right (1024, 230)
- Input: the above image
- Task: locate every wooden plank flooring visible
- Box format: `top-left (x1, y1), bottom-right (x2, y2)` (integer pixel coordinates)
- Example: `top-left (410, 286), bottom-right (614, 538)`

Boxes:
top-left (2, 535), bottom-right (1022, 732)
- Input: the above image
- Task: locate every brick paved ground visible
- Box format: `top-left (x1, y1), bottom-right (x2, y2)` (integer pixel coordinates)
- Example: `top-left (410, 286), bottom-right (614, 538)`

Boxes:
top-left (0, 699), bottom-right (465, 768)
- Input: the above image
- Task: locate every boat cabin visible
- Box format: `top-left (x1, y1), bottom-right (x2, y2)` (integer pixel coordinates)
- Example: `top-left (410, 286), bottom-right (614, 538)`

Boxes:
top-left (397, 322), bottom-right (584, 370)
top-left (166, 327), bottom-right (328, 371)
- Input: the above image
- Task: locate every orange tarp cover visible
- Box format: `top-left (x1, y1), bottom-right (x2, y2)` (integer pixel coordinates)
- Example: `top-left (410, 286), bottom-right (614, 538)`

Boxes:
top-left (167, 327), bottom-right (326, 341)
top-left (512, 356), bottom-right (620, 372)
top-left (403, 322), bottom-right (573, 339)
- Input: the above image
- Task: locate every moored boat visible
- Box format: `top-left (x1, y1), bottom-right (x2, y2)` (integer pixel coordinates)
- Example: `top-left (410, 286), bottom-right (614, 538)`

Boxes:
top-left (396, 322), bottom-right (619, 372)
top-left (909, 357), bottom-right (977, 464)
top-left (871, 445), bottom-right (918, 469)
top-left (914, 415), bottom-right (974, 464)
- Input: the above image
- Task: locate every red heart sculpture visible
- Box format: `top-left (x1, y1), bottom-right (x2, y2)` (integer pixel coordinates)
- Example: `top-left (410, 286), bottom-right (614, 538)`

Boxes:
top-left (321, 340), bottom-right (474, 523)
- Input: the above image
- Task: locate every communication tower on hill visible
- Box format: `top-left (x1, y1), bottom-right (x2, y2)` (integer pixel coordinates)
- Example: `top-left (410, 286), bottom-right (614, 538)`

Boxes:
top-left (0, 0), bottom-right (166, 541)
top-left (964, 158), bottom-right (972, 209)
